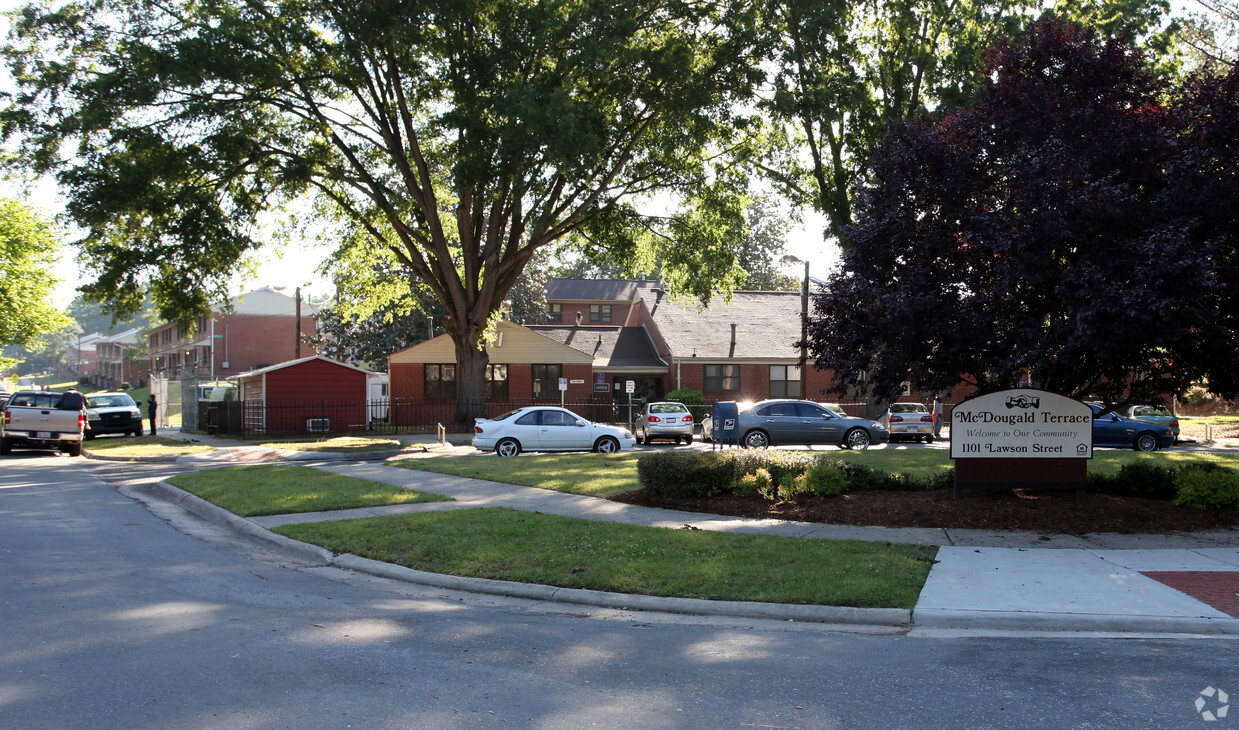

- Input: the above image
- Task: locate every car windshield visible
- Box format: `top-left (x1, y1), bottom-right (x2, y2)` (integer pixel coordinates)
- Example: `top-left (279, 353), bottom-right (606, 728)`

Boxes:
top-left (88, 394), bottom-right (136, 408)
top-left (1134, 406), bottom-right (1171, 416)
top-left (649, 403), bottom-right (688, 414)
top-left (890, 403), bottom-right (927, 413)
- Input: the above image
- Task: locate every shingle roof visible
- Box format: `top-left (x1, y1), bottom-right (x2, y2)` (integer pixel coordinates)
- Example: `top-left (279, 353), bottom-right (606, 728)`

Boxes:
top-left (527, 325), bottom-right (666, 369)
top-left (545, 279), bottom-right (660, 302)
top-left (635, 285), bottom-right (804, 360)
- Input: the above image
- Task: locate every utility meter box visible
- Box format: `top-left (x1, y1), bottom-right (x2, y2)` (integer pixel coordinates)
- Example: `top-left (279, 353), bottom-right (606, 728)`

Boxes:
top-left (712, 401), bottom-right (740, 448)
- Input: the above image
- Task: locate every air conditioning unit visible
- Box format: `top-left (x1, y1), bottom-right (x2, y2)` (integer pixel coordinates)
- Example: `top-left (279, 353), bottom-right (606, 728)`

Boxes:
top-left (306, 418), bottom-right (331, 433)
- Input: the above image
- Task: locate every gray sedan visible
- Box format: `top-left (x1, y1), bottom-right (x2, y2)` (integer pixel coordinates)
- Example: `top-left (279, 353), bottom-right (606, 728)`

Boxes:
top-left (733, 399), bottom-right (889, 450)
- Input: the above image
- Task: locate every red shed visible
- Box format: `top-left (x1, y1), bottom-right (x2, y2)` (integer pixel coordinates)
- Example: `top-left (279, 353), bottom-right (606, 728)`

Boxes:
top-left (237, 356), bottom-right (376, 434)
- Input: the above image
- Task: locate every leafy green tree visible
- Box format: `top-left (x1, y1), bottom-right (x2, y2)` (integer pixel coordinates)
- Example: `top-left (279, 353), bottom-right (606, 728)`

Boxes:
top-left (2, 0), bottom-right (760, 421)
top-left (1178, 0), bottom-right (1239, 72)
top-left (759, 0), bottom-right (1177, 245)
top-left (760, 0), bottom-right (1031, 243)
top-left (0, 198), bottom-right (69, 367)
top-left (736, 197), bottom-right (798, 291)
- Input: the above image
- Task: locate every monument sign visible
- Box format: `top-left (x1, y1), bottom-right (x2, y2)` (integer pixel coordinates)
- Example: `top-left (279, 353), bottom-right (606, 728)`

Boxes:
top-left (950, 389), bottom-right (1093, 497)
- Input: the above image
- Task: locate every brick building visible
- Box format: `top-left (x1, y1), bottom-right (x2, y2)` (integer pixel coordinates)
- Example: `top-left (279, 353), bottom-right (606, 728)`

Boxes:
top-left (92, 328), bottom-right (149, 390)
top-left (146, 287), bottom-right (320, 380)
top-left (387, 279), bottom-right (849, 417)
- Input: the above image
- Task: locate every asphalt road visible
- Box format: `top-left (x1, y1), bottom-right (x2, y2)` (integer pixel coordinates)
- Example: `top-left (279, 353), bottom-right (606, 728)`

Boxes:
top-left (2, 454), bottom-right (1236, 729)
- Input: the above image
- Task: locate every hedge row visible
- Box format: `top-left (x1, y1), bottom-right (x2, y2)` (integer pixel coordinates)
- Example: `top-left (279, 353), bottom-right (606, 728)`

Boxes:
top-left (635, 451), bottom-right (1239, 510)
top-left (635, 451), bottom-right (952, 502)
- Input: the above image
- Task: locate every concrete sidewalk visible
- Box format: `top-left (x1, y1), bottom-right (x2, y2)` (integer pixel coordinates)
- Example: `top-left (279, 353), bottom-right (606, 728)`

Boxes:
top-left (137, 428), bottom-right (1239, 635)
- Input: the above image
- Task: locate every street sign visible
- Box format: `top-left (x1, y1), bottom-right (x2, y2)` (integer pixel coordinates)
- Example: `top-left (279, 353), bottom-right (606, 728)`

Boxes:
top-left (558, 377), bottom-right (568, 392)
top-left (625, 380), bottom-right (635, 394)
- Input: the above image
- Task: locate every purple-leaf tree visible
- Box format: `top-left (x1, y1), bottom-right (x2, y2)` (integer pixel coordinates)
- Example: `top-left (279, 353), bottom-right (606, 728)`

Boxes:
top-left (806, 16), bottom-right (1239, 407)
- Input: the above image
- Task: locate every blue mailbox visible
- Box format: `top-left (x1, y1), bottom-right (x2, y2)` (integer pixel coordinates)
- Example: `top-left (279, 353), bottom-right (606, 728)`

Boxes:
top-left (711, 401), bottom-right (740, 448)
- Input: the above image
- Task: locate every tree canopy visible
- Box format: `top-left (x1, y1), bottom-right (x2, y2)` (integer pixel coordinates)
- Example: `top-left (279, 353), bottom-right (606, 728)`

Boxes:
top-left (2, 0), bottom-right (761, 420)
top-left (0, 197), bottom-right (69, 359)
top-left (806, 16), bottom-right (1239, 407)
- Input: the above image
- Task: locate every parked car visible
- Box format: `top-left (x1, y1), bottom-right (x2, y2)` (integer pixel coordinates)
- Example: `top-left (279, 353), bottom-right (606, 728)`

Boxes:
top-left (879, 402), bottom-right (936, 443)
top-left (632, 401), bottom-right (695, 444)
top-left (704, 401), bottom-right (850, 443)
top-left (721, 399), bottom-right (888, 450)
top-left (1125, 404), bottom-right (1180, 443)
top-left (85, 392), bottom-right (144, 438)
top-left (473, 406), bottom-right (636, 457)
top-left (1, 390), bottom-right (87, 456)
top-left (1088, 404), bottom-right (1174, 451)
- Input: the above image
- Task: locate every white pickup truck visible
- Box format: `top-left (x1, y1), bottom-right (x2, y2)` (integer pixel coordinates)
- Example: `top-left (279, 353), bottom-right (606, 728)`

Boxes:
top-left (1, 390), bottom-right (87, 457)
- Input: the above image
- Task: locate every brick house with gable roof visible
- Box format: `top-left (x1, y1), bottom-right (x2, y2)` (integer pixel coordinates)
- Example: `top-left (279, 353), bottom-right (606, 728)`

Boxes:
top-left (387, 279), bottom-right (841, 420)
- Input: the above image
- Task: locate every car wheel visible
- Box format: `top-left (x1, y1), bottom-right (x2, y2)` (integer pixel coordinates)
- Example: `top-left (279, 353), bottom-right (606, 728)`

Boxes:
top-left (925, 435), bottom-right (935, 443)
top-left (683, 434), bottom-right (693, 445)
top-left (673, 436), bottom-right (681, 445)
top-left (0, 438), bottom-right (11, 456)
top-left (495, 438), bottom-right (521, 457)
top-left (844, 428), bottom-right (871, 451)
top-left (85, 430), bottom-right (96, 440)
top-left (743, 430), bottom-right (770, 449)
top-left (66, 442), bottom-right (83, 457)
top-left (634, 432), bottom-right (643, 445)
top-left (595, 436), bottom-right (621, 453)
top-left (1133, 432), bottom-right (1160, 452)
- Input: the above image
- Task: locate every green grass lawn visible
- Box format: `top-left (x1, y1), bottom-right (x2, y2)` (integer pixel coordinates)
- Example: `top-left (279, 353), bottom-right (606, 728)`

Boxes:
top-left (84, 435), bottom-right (214, 458)
top-left (167, 464), bottom-right (451, 516)
top-left (391, 452), bottom-right (645, 497)
top-left (392, 447), bottom-right (1239, 497)
top-left (274, 507), bottom-right (936, 608)
top-left (259, 436), bottom-right (409, 453)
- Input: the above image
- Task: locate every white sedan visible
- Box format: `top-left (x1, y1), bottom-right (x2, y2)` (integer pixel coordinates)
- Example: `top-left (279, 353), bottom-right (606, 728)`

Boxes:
top-left (473, 406), bottom-right (636, 457)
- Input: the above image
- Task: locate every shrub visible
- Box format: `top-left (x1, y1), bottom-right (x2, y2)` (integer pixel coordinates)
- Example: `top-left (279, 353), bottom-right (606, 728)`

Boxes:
top-left (1173, 468), bottom-right (1239, 510)
top-left (665, 388), bottom-right (708, 423)
top-left (636, 451), bottom-right (732, 498)
top-left (786, 460), bottom-right (847, 498)
top-left (737, 468), bottom-right (778, 500)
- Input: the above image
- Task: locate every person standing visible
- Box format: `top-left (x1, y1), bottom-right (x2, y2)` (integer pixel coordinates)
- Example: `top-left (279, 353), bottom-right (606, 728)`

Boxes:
top-left (932, 395), bottom-right (944, 440)
top-left (146, 393), bottom-right (157, 436)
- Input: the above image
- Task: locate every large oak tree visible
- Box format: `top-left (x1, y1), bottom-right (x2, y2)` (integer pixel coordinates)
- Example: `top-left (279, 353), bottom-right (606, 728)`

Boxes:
top-left (807, 16), bottom-right (1239, 407)
top-left (1, 0), bottom-right (760, 421)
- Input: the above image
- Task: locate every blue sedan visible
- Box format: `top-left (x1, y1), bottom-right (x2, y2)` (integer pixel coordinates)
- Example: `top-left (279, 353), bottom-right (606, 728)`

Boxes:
top-left (1089, 404), bottom-right (1175, 451)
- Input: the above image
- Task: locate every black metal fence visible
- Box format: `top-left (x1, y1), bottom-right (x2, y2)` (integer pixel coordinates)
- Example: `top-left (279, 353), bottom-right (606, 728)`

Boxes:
top-left (189, 396), bottom-right (881, 439)
top-left (192, 397), bottom-right (651, 438)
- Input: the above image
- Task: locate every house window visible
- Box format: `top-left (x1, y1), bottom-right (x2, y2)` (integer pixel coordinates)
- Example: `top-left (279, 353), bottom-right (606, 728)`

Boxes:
top-left (486, 364), bottom-right (509, 400)
top-left (704, 364), bottom-right (739, 392)
top-left (424, 364), bottom-right (456, 399)
top-left (589, 304), bottom-right (612, 323)
top-left (769, 365), bottom-right (801, 398)
top-left (546, 303), bottom-right (563, 323)
top-left (532, 364), bottom-right (562, 399)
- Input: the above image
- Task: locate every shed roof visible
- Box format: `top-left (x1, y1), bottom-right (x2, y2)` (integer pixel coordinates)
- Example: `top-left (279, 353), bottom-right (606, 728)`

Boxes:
top-left (235, 355), bottom-right (376, 379)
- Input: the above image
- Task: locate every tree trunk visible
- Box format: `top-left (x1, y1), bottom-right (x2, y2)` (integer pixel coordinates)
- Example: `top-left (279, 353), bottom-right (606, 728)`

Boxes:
top-left (451, 327), bottom-right (490, 425)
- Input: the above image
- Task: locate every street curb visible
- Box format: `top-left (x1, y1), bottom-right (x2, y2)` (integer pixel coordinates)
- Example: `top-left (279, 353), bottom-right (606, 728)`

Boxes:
top-left (913, 608), bottom-right (1239, 635)
top-left (150, 480), bottom-right (334, 565)
top-left (330, 553), bottom-right (914, 627)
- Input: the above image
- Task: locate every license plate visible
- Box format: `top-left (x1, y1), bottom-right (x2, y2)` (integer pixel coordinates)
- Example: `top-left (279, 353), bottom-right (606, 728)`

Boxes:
top-left (36, 431), bottom-right (53, 439)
